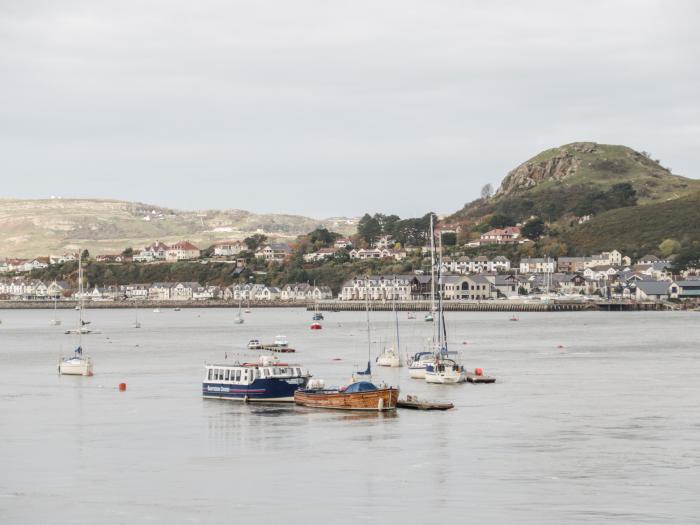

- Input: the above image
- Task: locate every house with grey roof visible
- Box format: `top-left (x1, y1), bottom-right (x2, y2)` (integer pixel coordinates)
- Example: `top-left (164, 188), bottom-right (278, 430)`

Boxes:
top-left (635, 281), bottom-right (671, 301)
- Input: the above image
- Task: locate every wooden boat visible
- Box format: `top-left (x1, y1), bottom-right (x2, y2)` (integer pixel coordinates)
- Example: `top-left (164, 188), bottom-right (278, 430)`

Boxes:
top-left (294, 381), bottom-right (398, 411)
top-left (397, 395), bottom-right (453, 411)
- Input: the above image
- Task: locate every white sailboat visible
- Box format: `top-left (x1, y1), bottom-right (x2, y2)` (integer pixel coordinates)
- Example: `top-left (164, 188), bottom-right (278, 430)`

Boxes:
top-left (377, 279), bottom-right (402, 367)
top-left (234, 298), bottom-right (245, 324)
top-left (425, 222), bottom-right (466, 385)
top-left (49, 297), bottom-right (62, 326)
top-left (352, 279), bottom-right (374, 382)
top-left (59, 254), bottom-right (94, 376)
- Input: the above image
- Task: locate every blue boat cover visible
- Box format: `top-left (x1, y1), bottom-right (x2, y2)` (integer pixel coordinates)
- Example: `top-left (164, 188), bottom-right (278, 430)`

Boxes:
top-left (344, 381), bottom-right (378, 393)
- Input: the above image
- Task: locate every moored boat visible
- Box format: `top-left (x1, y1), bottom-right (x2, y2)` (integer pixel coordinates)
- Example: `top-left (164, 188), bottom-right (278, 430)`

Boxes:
top-left (59, 347), bottom-right (93, 376)
top-left (377, 346), bottom-right (401, 367)
top-left (425, 357), bottom-right (465, 384)
top-left (59, 254), bottom-right (94, 376)
top-left (294, 381), bottom-right (398, 411)
top-left (203, 355), bottom-right (310, 402)
top-left (247, 339), bottom-right (263, 350)
top-left (408, 351), bottom-right (436, 379)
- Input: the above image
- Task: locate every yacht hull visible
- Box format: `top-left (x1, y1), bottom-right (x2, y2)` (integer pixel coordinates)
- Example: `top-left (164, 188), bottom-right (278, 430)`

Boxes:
top-left (59, 358), bottom-right (93, 376)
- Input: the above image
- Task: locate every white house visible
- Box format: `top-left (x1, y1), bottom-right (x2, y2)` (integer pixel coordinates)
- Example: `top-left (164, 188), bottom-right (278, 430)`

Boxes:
top-left (255, 243), bottom-right (293, 262)
top-left (213, 241), bottom-right (245, 257)
top-left (170, 282), bottom-right (198, 300)
top-left (519, 258), bottom-right (557, 274)
top-left (148, 283), bottom-right (172, 301)
top-left (349, 248), bottom-right (406, 261)
top-left (339, 276), bottom-right (412, 301)
top-left (133, 241), bottom-right (169, 262)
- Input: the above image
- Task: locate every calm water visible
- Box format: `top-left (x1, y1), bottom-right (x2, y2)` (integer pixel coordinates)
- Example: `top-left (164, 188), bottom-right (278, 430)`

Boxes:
top-left (1, 307), bottom-right (699, 524)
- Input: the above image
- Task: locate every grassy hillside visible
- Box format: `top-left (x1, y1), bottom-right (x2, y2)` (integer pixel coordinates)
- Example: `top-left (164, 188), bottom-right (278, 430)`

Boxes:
top-left (446, 142), bottom-right (700, 236)
top-left (0, 198), bottom-right (356, 258)
top-left (563, 191), bottom-right (700, 257)
top-left (497, 142), bottom-right (698, 203)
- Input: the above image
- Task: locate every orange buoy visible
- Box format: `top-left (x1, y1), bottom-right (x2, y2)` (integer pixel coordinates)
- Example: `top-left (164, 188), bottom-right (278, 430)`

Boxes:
top-left (119, 383), bottom-right (127, 392)
top-left (474, 367), bottom-right (483, 376)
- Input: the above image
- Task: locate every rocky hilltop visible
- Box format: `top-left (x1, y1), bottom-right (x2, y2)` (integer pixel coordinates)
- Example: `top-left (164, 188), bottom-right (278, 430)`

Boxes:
top-left (496, 142), bottom-right (694, 202)
top-left (0, 198), bottom-right (356, 258)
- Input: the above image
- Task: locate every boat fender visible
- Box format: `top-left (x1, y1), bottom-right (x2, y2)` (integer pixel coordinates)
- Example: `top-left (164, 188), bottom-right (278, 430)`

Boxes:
top-left (474, 367), bottom-right (483, 376)
top-left (378, 398), bottom-right (384, 411)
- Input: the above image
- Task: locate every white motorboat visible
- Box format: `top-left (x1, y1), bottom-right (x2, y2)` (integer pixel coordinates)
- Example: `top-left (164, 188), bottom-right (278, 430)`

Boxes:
top-left (407, 351), bottom-right (436, 379)
top-left (247, 339), bottom-right (263, 350)
top-left (153, 308), bottom-right (161, 313)
top-left (273, 335), bottom-right (289, 348)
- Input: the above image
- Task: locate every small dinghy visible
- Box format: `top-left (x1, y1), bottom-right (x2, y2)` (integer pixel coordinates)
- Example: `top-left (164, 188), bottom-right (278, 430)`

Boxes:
top-left (397, 395), bottom-right (453, 411)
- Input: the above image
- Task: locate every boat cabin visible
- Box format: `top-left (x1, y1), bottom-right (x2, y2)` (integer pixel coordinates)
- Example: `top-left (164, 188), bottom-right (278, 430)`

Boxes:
top-left (204, 362), bottom-right (306, 386)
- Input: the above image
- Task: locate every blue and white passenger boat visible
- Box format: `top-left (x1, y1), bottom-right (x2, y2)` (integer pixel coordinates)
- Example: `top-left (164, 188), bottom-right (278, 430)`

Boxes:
top-left (202, 355), bottom-right (311, 402)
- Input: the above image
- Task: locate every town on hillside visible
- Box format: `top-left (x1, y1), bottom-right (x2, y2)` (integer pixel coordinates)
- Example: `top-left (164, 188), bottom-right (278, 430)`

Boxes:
top-left (1, 225), bottom-right (699, 306)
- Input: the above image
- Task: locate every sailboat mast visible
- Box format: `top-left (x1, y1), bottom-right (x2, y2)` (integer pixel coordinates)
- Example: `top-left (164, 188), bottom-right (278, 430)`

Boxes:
top-left (429, 214), bottom-right (436, 314)
top-left (437, 231), bottom-right (447, 353)
top-left (393, 277), bottom-right (400, 352)
top-left (78, 252), bottom-right (83, 348)
top-left (365, 275), bottom-right (372, 363)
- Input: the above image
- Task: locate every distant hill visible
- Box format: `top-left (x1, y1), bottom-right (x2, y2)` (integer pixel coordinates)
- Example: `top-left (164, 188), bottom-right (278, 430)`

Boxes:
top-left (496, 142), bottom-right (696, 202)
top-left (0, 198), bottom-right (356, 258)
top-left (447, 142), bottom-right (700, 230)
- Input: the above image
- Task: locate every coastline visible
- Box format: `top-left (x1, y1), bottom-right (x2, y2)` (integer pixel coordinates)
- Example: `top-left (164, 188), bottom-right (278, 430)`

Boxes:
top-left (0, 299), bottom-right (671, 311)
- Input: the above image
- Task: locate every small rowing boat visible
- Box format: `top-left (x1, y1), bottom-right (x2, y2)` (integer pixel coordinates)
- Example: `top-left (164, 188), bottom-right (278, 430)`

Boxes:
top-left (294, 381), bottom-right (398, 411)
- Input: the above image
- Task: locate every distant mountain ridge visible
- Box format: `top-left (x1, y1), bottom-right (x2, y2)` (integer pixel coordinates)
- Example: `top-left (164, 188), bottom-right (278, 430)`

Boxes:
top-left (0, 198), bottom-right (356, 258)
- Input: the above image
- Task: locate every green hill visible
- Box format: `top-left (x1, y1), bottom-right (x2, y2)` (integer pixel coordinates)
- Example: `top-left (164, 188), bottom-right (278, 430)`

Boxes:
top-left (447, 142), bottom-right (700, 230)
top-left (563, 191), bottom-right (700, 258)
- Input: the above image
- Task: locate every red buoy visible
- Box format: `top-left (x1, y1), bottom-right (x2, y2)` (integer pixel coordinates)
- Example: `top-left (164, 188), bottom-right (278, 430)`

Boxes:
top-left (119, 383), bottom-right (127, 392)
top-left (474, 367), bottom-right (483, 376)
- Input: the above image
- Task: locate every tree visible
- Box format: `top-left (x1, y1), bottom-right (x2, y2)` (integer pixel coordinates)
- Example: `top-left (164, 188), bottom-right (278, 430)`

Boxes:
top-left (481, 183), bottom-right (494, 199)
top-left (659, 238), bottom-right (681, 258)
top-left (441, 232), bottom-right (457, 246)
top-left (121, 247), bottom-right (134, 258)
top-left (671, 243), bottom-right (700, 273)
top-left (357, 214), bottom-right (381, 245)
top-left (81, 249), bottom-right (90, 260)
top-left (522, 218), bottom-right (545, 240)
top-left (308, 228), bottom-right (339, 247)
top-left (488, 214), bottom-right (516, 229)
top-left (244, 234), bottom-right (268, 251)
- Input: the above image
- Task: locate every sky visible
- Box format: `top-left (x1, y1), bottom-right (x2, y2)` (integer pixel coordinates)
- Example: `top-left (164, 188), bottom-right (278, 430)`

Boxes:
top-left (1, 1), bottom-right (699, 218)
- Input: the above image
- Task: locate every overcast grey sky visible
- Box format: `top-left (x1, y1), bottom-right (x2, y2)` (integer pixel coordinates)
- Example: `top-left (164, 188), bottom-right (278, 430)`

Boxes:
top-left (1, 1), bottom-right (698, 218)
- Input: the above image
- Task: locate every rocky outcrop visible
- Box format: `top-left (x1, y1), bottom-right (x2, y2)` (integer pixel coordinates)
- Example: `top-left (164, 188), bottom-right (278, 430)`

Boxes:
top-left (497, 142), bottom-right (598, 196)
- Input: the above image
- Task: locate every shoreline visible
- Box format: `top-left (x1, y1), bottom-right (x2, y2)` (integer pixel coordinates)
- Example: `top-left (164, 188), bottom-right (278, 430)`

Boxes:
top-left (0, 299), bottom-right (673, 311)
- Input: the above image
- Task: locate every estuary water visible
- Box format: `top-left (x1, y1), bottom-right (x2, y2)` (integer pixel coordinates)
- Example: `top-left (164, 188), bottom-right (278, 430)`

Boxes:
top-left (1, 307), bottom-right (699, 524)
